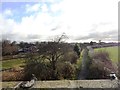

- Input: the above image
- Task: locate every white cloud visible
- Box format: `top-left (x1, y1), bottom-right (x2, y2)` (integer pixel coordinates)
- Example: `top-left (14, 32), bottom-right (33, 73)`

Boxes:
top-left (0, 15), bottom-right (15, 34)
top-left (3, 9), bottom-right (13, 16)
top-left (1, 0), bottom-right (119, 42)
top-left (10, 12), bottom-right (55, 41)
top-left (41, 4), bottom-right (49, 12)
top-left (26, 3), bottom-right (41, 13)
top-left (50, 2), bottom-right (62, 12)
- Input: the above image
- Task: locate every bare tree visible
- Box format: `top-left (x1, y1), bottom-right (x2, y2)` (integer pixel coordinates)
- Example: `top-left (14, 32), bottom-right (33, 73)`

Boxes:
top-left (38, 34), bottom-right (70, 79)
top-left (2, 40), bottom-right (19, 55)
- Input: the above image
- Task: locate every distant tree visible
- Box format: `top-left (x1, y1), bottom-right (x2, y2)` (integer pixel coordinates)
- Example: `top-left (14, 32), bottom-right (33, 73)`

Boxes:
top-left (74, 43), bottom-right (80, 56)
top-left (35, 41), bottom-right (39, 47)
top-left (19, 41), bottom-right (25, 48)
top-left (2, 40), bottom-right (19, 55)
top-left (11, 41), bottom-right (17, 45)
top-left (11, 41), bottom-right (19, 54)
top-left (19, 41), bottom-right (30, 48)
top-left (90, 41), bottom-right (93, 45)
top-left (79, 43), bottom-right (85, 51)
top-left (99, 40), bottom-right (101, 45)
top-left (2, 40), bottom-right (12, 55)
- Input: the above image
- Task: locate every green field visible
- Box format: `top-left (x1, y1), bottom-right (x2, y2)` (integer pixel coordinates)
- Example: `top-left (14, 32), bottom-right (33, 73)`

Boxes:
top-left (94, 46), bottom-right (119, 63)
top-left (1, 58), bottom-right (25, 70)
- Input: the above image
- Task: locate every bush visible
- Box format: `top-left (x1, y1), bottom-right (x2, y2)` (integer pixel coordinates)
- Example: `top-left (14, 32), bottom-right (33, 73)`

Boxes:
top-left (24, 59), bottom-right (77, 80)
top-left (62, 52), bottom-right (78, 64)
top-left (2, 69), bottom-right (24, 81)
top-left (24, 50), bottom-right (78, 80)
top-left (93, 50), bottom-right (110, 61)
top-left (87, 51), bottom-right (117, 79)
top-left (57, 62), bottom-right (76, 79)
top-left (24, 59), bottom-right (53, 80)
top-left (74, 44), bottom-right (80, 56)
top-left (87, 61), bottom-right (109, 79)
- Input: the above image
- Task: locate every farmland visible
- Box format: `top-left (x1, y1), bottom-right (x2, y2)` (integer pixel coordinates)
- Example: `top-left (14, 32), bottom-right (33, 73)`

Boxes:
top-left (94, 46), bottom-right (119, 63)
top-left (1, 46), bottom-right (119, 72)
top-left (1, 41), bottom-right (119, 82)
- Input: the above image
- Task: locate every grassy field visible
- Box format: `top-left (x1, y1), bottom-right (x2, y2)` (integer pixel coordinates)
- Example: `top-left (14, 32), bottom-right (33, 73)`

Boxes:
top-left (1, 58), bottom-right (25, 70)
top-left (94, 46), bottom-right (119, 63)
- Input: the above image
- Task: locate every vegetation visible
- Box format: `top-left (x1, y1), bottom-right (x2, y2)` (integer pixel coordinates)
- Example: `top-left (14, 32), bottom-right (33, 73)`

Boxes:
top-left (2, 40), bottom-right (19, 56)
top-left (23, 46), bottom-right (78, 80)
top-left (94, 46), bottom-right (118, 63)
top-left (57, 62), bottom-right (76, 79)
top-left (2, 38), bottom-right (119, 81)
top-left (23, 34), bottom-right (80, 80)
top-left (87, 61), bottom-right (108, 79)
top-left (24, 55), bottom-right (52, 80)
top-left (87, 50), bottom-right (117, 79)
top-left (2, 69), bottom-right (24, 81)
top-left (76, 52), bottom-right (83, 71)
top-left (74, 43), bottom-right (80, 56)
top-left (2, 59), bottom-right (25, 69)
top-left (78, 48), bottom-right (91, 79)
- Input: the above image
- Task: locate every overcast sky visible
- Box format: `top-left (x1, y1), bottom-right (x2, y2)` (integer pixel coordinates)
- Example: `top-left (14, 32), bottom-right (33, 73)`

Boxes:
top-left (1, 0), bottom-right (119, 43)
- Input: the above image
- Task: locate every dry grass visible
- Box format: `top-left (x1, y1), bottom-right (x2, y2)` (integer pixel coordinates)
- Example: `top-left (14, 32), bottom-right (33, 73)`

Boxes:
top-left (2, 68), bottom-right (24, 81)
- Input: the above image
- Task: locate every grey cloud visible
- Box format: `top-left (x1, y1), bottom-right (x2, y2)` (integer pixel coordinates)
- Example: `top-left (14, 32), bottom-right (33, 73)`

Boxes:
top-left (99, 22), bottom-right (112, 25)
top-left (51, 25), bottom-right (61, 31)
top-left (2, 33), bottom-right (16, 40)
top-left (90, 22), bottom-right (112, 31)
top-left (74, 30), bottom-right (118, 41)
top-left (26, 34), bottom-right (41, 39)
top-left (2, 33), bottom-right (27, 41)
top-left (2, 32), bottom-right (41, 42)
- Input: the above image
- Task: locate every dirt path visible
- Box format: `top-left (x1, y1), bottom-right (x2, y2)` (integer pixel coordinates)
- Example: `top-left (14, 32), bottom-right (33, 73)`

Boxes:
top-left (78, 46), bottom-right (95, 80)
top-left (87, 46), bottom-right (94, 57)
top-left (78, 48), bottom-right (89, 79)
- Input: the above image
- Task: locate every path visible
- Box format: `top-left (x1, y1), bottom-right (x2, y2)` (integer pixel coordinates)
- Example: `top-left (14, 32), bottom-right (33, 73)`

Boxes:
top-left (78, 48), bottom-right (89, 79)
top-left (78, 46), bottom-right (95, 80)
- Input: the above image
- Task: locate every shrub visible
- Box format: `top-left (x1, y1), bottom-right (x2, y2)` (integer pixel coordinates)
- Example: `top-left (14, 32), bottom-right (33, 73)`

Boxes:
top-left (74, 44), bottom-right (80, 56)
top-left (2, 69), bottom-right (24, 81)
top-left (62, 52), bottom-right (78, 64)
top-left (93, 50), bottom-right (110, 61)
top-left (57, 62), bottom-right (76, 80)
top-left (24, 48), bottom-right (78, 80)
top-left (87, 61), bottom-right (109, 79)
top-left (24, 59), bottom-right (53, 80)
top-left (87, 51), bottom-right (117, 79)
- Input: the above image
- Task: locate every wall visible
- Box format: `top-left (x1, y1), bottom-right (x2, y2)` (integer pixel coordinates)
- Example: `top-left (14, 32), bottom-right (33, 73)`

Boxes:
top-left (1, 80), bottom-right (119, 89)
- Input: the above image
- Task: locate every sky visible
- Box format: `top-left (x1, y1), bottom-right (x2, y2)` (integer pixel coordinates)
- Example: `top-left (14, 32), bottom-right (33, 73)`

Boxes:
top-left (1, 0), bottom-right (119, 43)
